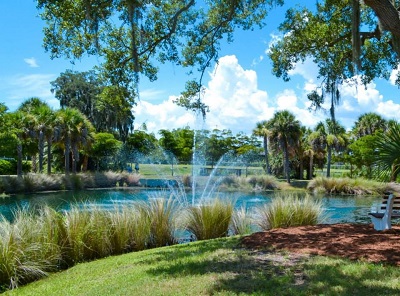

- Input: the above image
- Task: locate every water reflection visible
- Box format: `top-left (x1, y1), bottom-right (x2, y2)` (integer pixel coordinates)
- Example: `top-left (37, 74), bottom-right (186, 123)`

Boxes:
top-left (0, 189), bottom-right (381, 224)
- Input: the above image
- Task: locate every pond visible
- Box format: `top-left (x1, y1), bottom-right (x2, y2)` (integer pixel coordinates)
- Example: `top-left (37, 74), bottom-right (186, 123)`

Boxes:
top-left (0, 188), bottom-right (381, 224)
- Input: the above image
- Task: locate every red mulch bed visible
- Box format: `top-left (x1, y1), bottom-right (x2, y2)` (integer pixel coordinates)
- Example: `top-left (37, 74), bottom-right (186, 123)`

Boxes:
top-left (241, 223), bottom-right (400, 265)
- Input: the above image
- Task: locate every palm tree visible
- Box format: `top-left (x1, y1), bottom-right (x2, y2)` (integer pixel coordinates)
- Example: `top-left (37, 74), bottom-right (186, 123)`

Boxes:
top-left (55, 108), bottom-right (94, 175)
top-left (374, 122), bottom-right (400, 181)
top-left (352, 112), bottom-right (387, 139)
top-left (268, 110), bottom-right (301, 183)
top-left (18, 98), bottom-right (55, 173)
top-left (6, 111), bottom-right (36, 177)
top-left (252, 120), bottom-right (271, 174)
top-left (312, 119), bottom-right (347, 178)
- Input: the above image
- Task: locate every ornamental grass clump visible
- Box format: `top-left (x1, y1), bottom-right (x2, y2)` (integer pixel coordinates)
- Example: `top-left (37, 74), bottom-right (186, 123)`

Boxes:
top-left (230, 206), bottom-right (253, 235)
top-left (63, 205), bottom-right (114, 264)
top-left (0, 210), bottom-right (61, 292)
top-left (185, 198), bottom-right (234, 240)
top-left (307, 176), bottom-right (386, 195)
top-left (256, 194), bottom-right (323, 230)
top-left (247, 175), bottom-right (280, 191)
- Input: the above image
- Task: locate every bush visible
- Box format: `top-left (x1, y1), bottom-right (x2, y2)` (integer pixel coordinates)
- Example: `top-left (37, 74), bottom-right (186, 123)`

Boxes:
top-left (255, 193), bottom-right (323, 230)
top-left (307, 176), bottom-right (387, 195)
top-left (0, 159), bottom-right (15, 175)
top-left (247, 175), bottom-right (280, 191)
top-left (184, 198), bottom-right (234, 240)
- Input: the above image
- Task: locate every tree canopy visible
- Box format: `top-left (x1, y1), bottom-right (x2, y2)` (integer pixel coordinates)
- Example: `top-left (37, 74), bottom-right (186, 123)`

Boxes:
top-left (37, 0), bottom-right (283, 115)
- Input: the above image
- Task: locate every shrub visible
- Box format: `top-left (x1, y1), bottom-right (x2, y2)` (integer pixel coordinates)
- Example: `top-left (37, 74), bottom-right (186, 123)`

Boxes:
top-left (255, 193), bottom-right (323, 230)
top-left (247, 175), bottom-right (280, 191)
top-left (230, 206), bottom-right (253, 235)
top-left (0, 159), bottom-right (15, 175)
top-left (0, 210), bottom-right (61, 292)
top-left (307, 176), bottom-right (387, 195)
top-left (184, 198), bottom-right (234, 240)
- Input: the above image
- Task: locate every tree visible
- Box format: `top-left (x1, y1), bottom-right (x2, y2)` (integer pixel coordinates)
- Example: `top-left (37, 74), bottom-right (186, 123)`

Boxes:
top-left (55, 108), bottom-right (94, 174)
top-left (269, 1), bottom-right (399, 123)
top-left (312, 119), bottom-right (348, 178)
top-left (5, 111), bottom-right (36, 177)
top-left (18, 98), bottom-right (55, 173)
top-left (268, 110), bottom-right (301, 183)
top-left (95, 85), bottom-right (135, 141)
top-left (347, 134), bottom-right (379, 178)
top-left (253, 120), bottom-right (271, 174)
top-left (374, 122), bottom-right (400, 181)
top-left (90, 132), bottom-right (122, 171)
top-left (51, 71), bottom-right (134, 140)
top-left (363, 0), bottom-right (400, 56)
top-left (352, 112), bottom-right (387, 139)
top-left (51, 70), bottom-right (102, 122)
top-left (37, 0), bottom-right (283, 114)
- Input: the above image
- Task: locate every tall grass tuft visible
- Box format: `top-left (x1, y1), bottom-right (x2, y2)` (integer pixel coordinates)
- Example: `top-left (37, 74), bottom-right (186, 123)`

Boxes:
top-left (185, 198), bottom-right (234, 240)
top-left (63, 204), bottom-right (113, 264)
top-left (230, 206), bottom-right (253, 235)
top-left (308, 176), bottom-right (387, 195)
top-left (255, 193), bottom-right (323, 230)
top-left (0, 210), bottom-right (61, 292)
top-left (247, 175), bottom-right (281, 191)
top-left (146, 196), bottom-right (179, 248)
top-left (109, 205), bottom-right (137, 254)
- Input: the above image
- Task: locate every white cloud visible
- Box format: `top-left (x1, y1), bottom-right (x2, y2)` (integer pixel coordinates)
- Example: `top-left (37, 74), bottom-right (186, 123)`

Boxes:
top-left (134, 96), bottom-right (197, 134)
top-left (202, 55), bottom-right (272, 132)
top-left (134, 55), bottom-right (274, 135)
top-left (139, 88), bottom-right (166, 102)
top-left (376, 100), bottom-right (400, 120)
top-left (288, 58), bottom-right (319, 82)
top-left (24, 57), bottom-right (39, 68)
top-left (390, 65), bottom-right (400, 85)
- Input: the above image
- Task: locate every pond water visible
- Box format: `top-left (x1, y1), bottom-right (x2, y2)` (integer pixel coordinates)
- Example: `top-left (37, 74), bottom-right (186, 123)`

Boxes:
top-left (0, 188), bottom-right (381, 224)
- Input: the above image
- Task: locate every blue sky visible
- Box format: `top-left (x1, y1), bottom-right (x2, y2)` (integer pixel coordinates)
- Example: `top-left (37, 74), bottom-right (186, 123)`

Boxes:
top-left (1, 1), bottom-right (400, 136)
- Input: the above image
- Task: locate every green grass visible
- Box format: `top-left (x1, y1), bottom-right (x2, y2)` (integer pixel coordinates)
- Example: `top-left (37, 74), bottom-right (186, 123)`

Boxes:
top-left (5, 237), bottom-right (400, 296)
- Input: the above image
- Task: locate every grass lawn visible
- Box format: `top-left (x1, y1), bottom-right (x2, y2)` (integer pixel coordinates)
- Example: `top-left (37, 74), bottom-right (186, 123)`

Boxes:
top-left (134, 163), bottom-right (265, 179)
top-left (6, 237), bottom-right (400, 296)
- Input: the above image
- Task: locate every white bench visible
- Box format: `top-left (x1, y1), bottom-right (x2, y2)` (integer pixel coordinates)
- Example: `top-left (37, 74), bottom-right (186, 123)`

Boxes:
top-left (368, 194), bottom-right (400, 230)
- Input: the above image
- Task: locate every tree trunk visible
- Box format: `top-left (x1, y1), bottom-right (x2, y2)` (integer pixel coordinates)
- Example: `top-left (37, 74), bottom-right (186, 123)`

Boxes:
top-left (283, 141), bottom-right (290, 183)
top-left (65, 135), bottom-right (71, 175)
top-left (352, 0), bottom-right (361, 71)
top-left (309, 152), bottom-right (314, 180)
top-left (364, 0), bottom-right (400, 54)
top-left (38, 130), bottom-right (45, 173)
top-left (47, 136), bottom-right (52, 175)
top-left (263, 136), bottom-right (271, 174)
top-left (17, 142), bottom-right (23, 178)
top-left (71, 142), bottom-right (79, 174)
top-left (327, 146), bottom-right (332, 178)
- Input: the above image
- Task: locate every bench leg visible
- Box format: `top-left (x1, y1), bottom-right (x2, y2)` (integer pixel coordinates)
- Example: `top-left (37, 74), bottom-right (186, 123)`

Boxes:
top-left (370, 216), bottom-right (391, 231)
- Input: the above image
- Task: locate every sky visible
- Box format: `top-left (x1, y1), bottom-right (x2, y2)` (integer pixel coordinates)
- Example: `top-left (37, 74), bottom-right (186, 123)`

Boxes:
top-left (1, 1), bottom-right (400, 137)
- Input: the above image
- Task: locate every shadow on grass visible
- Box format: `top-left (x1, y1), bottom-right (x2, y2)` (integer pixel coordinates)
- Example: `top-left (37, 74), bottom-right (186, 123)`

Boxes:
top-left (143, 238), bottom-right (400, 295)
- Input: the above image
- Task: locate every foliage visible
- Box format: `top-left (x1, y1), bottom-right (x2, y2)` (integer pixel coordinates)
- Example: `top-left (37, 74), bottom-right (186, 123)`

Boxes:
top-left (247, 175), bottom-right (281, 191)
top-left (307, 176), bottom-right (388, 195)
top-left (255, 193), bottom-right (322, 230)
top-left (268, 110), bottom-right (301, 183)
top-left (269, 1), bottom-right (399, 124)
top-left (37, 0), bottom-right (283, 114)
top-left (0, 160), bottom-right (16, 175)
top-left (373, 122), bottom-right (400, 181)
top-left (89, 132), bottom-right (122, 171)
top-left (346, 134), bottom-right (379, 178)
top-left (184, 198), bottom-right (234, 240)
